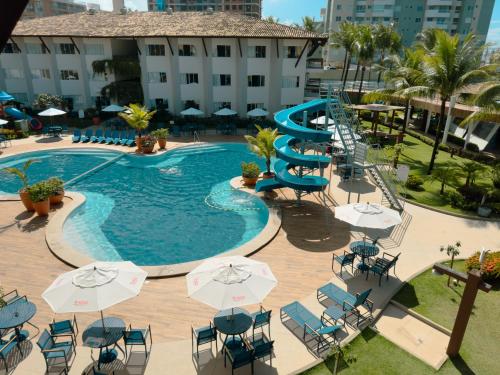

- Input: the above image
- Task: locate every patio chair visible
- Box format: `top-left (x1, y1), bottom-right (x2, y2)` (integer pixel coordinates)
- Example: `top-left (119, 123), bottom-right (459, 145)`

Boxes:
top-left (119, 130), bottom-right (131, 146)
top-left (366, 252), bottom-right (401, 286)
top-left (71, 130), bottom-right (81, 143)
top-left (224, 339), bottom-right (254, 375)
top-left (191, 322), bottom-right (217, 358)
top-left (317, 283), bottom-right (373, 325)
top-left (90, 129), bottom-right (102, 143)
top-left (0, 336), bottom-right (23, 373)
top-left (80, 129), bottom-right (93, 143)
top-left (125, 131), bottom-right (136, 147)
top-left (37, 329), bottom-right (75, 373)
top-left (122, 324), bottom-right (152, 358)
top-left (114, 130), bottom-right (127, 145)
top-left (250, 306), bottom-right (271, 340)
top-left (49, 315), bottom-right (78, 342)
top-left (332, 250), bottom-right (356, 276)
top-left (99, 130), bottom-right (111, 143)
top-left (106, 130), bottom-right (118, 144)
top-left (250, 335), bottom-right (274, 366)
top-left (280, 301), bottom-right (341, 353)
top-left (0, 289), bottom-right (24, 305)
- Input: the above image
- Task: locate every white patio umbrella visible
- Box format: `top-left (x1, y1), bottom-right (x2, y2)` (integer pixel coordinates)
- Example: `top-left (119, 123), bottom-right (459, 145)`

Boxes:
top-left (214, 108), bottom-right (237, 116)
top-left (0, 119), bottom-right (8, 126)
top-left (335, 203), bottom-right (402, 230)
top-left (38, 107), bottom-right (66, 127)
top-left (42, 261), bottom-right (147, 328)
top-left (186, 256), bottom-right (277, 311)
top-left (102, 104), bottom-right (125, 112)
top-left (311, 115), bottom-right (334, 125)
top-left (180, 107), bottom-right (204, 116)
top-left (247, 108), bottom-right (269, 117)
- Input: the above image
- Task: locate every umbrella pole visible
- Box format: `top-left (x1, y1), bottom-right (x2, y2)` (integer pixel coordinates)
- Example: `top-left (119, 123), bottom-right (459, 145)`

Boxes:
top-left (100, 310), bottom-right (107, 332)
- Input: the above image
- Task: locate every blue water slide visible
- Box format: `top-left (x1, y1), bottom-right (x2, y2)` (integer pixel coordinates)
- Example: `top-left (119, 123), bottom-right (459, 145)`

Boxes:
top-left (5, 107), bottom-right (43, 130)
top-left (255, 99), bottom-right (333, 193)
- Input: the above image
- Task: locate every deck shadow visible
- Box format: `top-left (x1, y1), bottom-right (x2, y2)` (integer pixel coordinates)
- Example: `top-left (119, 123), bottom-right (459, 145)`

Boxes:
top-left (18, 216), bottom-right (49, 233)
top-left (280, 318), bottom-right (335, 358)
top-left (337, 178), bottom-right (377, 195)
top-left (0, 341), bottom-right (33, 375)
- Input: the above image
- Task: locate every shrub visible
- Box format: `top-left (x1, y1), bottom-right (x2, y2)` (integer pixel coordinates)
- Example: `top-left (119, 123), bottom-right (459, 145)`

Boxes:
top-left (241, 162), bottom-right (260, 178)
top-left (491, 163), bottom-right (500, 189)
top-left (465, 251), bottom-right (500, 281)
top-left (447, 134), bottom-right (465, 147)
top-left (405, 175), bottom-right (424, 190)
top-left (446, 190), bottom-right (479, 211)
top-left (151, 128), bottom-right (169, 139)
top-left (46, 177), bottom-right (64, 195)
top-left (457, 185), bottom-right (485, 202)
top-left (27, 180), bottom-right (52, 203)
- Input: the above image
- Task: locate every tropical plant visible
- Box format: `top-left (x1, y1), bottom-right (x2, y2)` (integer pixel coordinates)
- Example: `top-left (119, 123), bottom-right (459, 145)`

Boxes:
top-left (118, 104), bottom-right (156, 137)
top-left (354, 25), bottom-right (375, 102)
top-left (33, 93), bottom-right (64, 109)
top-left (140, 135), bottom-right (156, 148)
top-left (46, 177), bottom-right (64, 196)
top-left (459, 81), bottom-right (500, 127)
top-left (330, 22), bottom-right (358, 89)
top-left (241, 161), bottom-right (260, 179)
top-left (430, 163), bottom-right (459, 194)
top-left (27, 180), bottom-right (52, 203)
top-left (440, 241), bottom-right (461, 287)
top-left (491, 162), bottom-right (500, 189)
top-left (151, 128), bottom-right (169, 139)
top-left (244, 126), bottom-right (278, 176)
top-left (373, 24), bottom-right (401, 84)
top-left (461, 160), bottom-right (486, 187)
top-left (415, 28), bottom-right (438, 53)
top-left (3, 159), bottom-right (40, 191)
top-left (384, 143), bottom-right (404, 168)
top-left (466, 250), bottom-right (500, 281)
top-left (405, 175), bottom-right (424, 190)
top-left (299, 16), bottom-right (316, 32)
top-left (264, 16), bottom-right (279, 23)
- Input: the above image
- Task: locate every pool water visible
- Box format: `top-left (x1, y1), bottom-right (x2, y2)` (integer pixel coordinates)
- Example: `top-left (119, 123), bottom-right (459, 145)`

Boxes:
top-left (0, 144), bottom-right (269, 266)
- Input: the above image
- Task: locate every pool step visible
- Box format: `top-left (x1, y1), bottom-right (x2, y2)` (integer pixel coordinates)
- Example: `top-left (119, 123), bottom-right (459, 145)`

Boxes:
top-left (170, 145), bottom-right (227, 156)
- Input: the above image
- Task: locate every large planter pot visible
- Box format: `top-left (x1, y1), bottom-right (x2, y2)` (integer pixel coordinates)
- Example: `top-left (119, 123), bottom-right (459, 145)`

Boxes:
top-left (158, 138), bottom-right (167, 150)
top-left (262, 172), bottom-right (275, 180)
top-left (477, 206), bottom-right (492, 218)
top-left (32, 199), bottom-right (50, 216)
top-left (135, 136), bottom-right (143, 152)
top-left (50, 191), bottom-right (64, 205)
top-left (19, 190), bottom-right (34, 212)
top-left (242, 176), bottom-right (258, 186)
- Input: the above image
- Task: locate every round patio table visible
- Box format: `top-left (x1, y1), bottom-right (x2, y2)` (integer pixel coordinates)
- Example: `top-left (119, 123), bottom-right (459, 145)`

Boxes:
top-left (350, 241), bottom-right (380, 272)
top-left (214, 308), bottom-right (253, 350)
top-left (82, 317), bottom-right (125, 369)
top-left (47, 126), bottom-right (63, 137)
top-left (0, 299), bottom-right (36, 342)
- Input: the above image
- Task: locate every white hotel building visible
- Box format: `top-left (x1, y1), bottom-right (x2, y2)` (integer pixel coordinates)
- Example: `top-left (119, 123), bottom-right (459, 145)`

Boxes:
top-left (0, 11), bottom-right (326, 116)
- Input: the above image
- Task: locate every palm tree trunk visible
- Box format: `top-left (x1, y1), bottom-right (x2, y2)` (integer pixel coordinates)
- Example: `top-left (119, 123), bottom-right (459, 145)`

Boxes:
top-left (427, 99), bottom-right (447, 174)
top-left (377, 51), bottom-right (385, 84)
top-left (342, 54), bottom-right (351, 90)
top-left (402, 99), bottom-right (410, 133)
top-left (266, 158), bottom-right (271, 175)
top-left (341, 51), bottom-right (348, 83)
top-left (353, 64), bottom-right (360, 87)
top-left (357, 66), bottom-right (366, 104)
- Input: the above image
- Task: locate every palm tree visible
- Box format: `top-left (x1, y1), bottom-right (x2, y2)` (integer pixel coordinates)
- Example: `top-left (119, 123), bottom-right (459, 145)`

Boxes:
top-left (355, 25), bottom-right (375, 102)
top-left (460, 160), bottom-right (486, 187)
top-left (431, 162), bottom-right (459, 194)
top-left (398, 31), bottom-right (491, 174)
top-left (264, 16), bottom-right (280, 23)
top-left (373, 24), bottom-right (401, 84)
top-left (330, 22), bottom-right (357, 89)
top-left (119, 104), bottom-right (156, 141)
top-left (459, 81), bottom-right (500, 126)
top-left (415, 28), bottom-right (438, 53)
top-left (244, 126), bottom-right (278, 176)
top-left (301, 16), bottom-right (316, 32)
top-left (3, 159), bottom-right (40, 191)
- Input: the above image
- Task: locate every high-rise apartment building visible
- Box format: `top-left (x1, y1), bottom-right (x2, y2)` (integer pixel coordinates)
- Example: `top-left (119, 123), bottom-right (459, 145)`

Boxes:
top-left (322, 0), bottom-right (494, 63)
top-left (22, 0), bottom-right (100, 19)
top-left (147, 0), bottom-right (262, 18)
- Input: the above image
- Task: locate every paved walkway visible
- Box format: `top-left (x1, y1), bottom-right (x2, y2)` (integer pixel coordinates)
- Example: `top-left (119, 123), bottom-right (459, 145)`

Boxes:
top-left (0, 134), bottom-right (499, 374)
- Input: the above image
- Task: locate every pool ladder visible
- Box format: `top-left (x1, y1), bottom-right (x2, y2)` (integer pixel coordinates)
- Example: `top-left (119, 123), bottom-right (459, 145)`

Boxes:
top-left (193, 131), bottom-right (200, 143)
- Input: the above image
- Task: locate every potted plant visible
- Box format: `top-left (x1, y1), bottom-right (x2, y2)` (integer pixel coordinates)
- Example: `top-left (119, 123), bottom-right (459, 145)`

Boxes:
top-left (119, 104), bottom-right (156, 153)
top-left (151, 128), bottom-right (169, 150)
top-left (27, 180), bottom-right (52, 216)
top-left (241, 162), bottom-right (260, 186)
top-left (47, 177), bottom-right (64, 205)
top-left (244, 125), bottom-right (278, 179)
top-left (3, 159), bottom-right (40, 211)
top-left (140, 135), bottom-right (157, 154)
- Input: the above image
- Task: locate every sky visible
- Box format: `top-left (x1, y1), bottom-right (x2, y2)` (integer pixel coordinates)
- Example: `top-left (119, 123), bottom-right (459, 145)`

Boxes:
top-left (91, 0), bottom-right (500, 47)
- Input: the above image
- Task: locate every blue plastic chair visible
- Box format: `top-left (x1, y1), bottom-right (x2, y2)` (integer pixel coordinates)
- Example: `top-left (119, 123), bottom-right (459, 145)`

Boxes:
top-left (367, 252), bottom-right (401, 286)
top-left (80, 129), bottom-right (93, 143)
top-left (37, 329), bottom-right (75, 373)
top-left (105, 130), bottom-right (117, 144)
top-left (114, 130), bottom-right (126, 145)
top-left (90, 129), bottom-right (102, 143)
top-left (224, 340), bottom-right (254, 375)
top-left (0, 336), bottom-right (23, 373)
top-left (333, 250), bottom-right (356, 276)
top-left (49, 315), bottom-right (78, 342)
top-left (99, 130), bottom-right (111, 143)
top-left (122, 324), bottom-right (152, 358)
top-left (126, 131), bottom-right (136, 147)
top-left (71, 130), bottom-right (81, 143)
top-left (191, 322), bottom-right (217, 358)
top-left (250, 306), bottom-right (271, 340)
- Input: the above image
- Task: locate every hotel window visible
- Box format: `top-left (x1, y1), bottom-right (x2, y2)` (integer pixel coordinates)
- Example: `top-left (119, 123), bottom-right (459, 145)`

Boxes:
top-left (335, 16), bottom-right (341, 21)
top-left (148, 72), bottom-right (167, 83)
top-left (26, 43), bottom-right (48, 54)
top-left (31, 68), bottom-right (51, 79)
top-left (60, 69), bottom-right (79, 80)
top-left (147, 44), bottom-right (165, 56)
top-left (216, 45), bottom-right (231, 57)
top-left (282, 76), bottom-right (300, 89)
top-left (247, 103), bottom-right (264, 111)
top-left (285, 46), bottom-right (300, 59)
top-left (3, 68), bottom-right (23, 79)
top-left (179, 44), bottom-right (196, 56)
top-left (58, 43), bottom-right (76, 54)
top-left (356, 5), bottom-right (366, 12)
top-left (2, 43), bottom-right (20, 54)
top-left (248, 46), bottom-right (266, 58)
top-left (150, 98), bottom-right (168, 109)
top-left (213, 74), bottom-right (231, 86)
top-left (85, 44), bottom-right (104, 55)
top-left (182, 73), bottom-right (199, 84)
top-left (214, 102), bottom-right (231, 110)
top-left (415, 18), bottom-right (421, 22)
top-left (248, 75), bottom-right (265, 87)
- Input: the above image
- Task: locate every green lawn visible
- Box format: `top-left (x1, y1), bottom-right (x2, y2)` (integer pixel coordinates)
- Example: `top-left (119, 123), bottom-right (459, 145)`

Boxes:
top-left (359, 120), bottom-right (495, 216)
top-left (302, 261), bottom-right (500, 375)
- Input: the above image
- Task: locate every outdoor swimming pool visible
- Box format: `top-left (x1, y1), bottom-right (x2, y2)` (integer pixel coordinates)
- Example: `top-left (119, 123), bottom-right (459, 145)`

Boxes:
top-left (0, 144), bottom-right (270, 266)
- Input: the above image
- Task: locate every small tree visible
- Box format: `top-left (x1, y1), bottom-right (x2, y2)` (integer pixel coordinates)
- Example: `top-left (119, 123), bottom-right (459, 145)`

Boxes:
top-left (431, 163), bottom-right (459, 195)
top-left (244, 126), bottom-right (278, 176)
top-left (33, 93), bottom-right (64, 109)
top-left (384, 143), bottom-right (405, 168)
top-left (461, 161), bottom-right (485, 187)
top-left (118, 104), bottom-right (156, 138)
top-left (3, 159), bottom-right (40, 191)
top-left (440, 241), bottom-right (461, 287)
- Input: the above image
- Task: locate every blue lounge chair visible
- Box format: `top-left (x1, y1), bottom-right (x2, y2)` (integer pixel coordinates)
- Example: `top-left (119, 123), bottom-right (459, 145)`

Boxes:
top-left (80, 129), bottom-right (93, 143)
top-left (366, 252), bottom-right (401, 286)
top-left (106, 130), bottom-right (117, 144)
top-left (98, 130), bottom-right (111, 143)
top-left (317, 283), bottom-right (373, 326)
top-left (281, 301), bottom-right (341, 353)
top-left (0, 336), bottom-right (23, 373)
top-left (333, 250), bottom-right (356, 276)
top-left (122, 325), bottom-right (152, 358)
top-left (224, 340), bottom-right (254, 375)
top-left (114, 130), bottom-right (126, 145)
top-left (126, 131), bottom-right (136, 147)
top-left (37, 329), bottom-right (75, 373)
top-left (71, 130), bottom-right (81, 143)
top-left (90, 129), bottom-right (102, 143)
top-left (191, 322), bottom-right (217, 358)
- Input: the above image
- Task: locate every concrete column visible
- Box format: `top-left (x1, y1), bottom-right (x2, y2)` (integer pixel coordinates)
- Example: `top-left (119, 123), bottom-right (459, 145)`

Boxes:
top-left (441, 95), bottom-right (456, 144)
top-left (167, 38), bottom-right (181, 115)
top-left (463, 121), bottom-right (478, 150)
top-left (268, 39), bottom-right (282, 117)
top-left (235, 39), bottom-right (248, 117)
top-left (46, 38), bottom-right (62, 97)
top-left (201, 39), bottom-right (213, 114)
top-left (74, 38), bottom-right (91, 109)
top-left (15, 39), bottom-right (35, 104)
top-left (136, 39), bottom-right (150, 107)
top-left (425, 110), bottom-right (432, 133)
